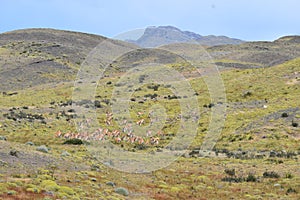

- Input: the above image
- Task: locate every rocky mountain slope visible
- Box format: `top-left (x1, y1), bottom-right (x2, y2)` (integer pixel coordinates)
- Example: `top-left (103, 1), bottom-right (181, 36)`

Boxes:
top-left (126, 26), bottom-right (245, 47)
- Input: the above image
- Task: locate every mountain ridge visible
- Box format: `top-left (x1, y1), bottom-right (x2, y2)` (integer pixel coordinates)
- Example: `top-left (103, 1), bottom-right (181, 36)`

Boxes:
top-left (125, 25), bottom-right (245, 47)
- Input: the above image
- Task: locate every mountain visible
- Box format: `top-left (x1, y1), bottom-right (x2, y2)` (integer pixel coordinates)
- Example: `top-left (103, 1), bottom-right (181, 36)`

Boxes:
top-left (125, 26), bottom-right (245, 47)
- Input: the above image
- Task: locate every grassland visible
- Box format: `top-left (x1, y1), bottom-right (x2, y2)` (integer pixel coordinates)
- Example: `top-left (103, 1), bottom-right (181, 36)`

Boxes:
top-left (0, 29), bottom-right (299, 199)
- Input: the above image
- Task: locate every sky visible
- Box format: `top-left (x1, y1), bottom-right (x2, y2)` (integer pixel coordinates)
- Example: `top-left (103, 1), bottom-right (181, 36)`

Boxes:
top-left (1, 0), bottom-right (299, 41)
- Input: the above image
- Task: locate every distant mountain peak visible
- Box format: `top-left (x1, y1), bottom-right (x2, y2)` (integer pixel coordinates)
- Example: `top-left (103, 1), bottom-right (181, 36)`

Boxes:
top-left (125, 25), bottom-right (244, 47)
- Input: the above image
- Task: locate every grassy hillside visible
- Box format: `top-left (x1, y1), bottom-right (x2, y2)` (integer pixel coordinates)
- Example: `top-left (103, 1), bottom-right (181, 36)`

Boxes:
top-left (162, 36), bottom-right (300, 69)
top-left (0, 29), bottom-right (299, 199)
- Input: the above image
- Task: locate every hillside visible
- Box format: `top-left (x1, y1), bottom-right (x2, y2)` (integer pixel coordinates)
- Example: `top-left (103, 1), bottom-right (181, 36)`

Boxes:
top-left (0, 28), bottom-right (299, 199)
top-left (0, 28), bottom-right (137, 91)
top-left (162, 35), bottom-right (300, 68)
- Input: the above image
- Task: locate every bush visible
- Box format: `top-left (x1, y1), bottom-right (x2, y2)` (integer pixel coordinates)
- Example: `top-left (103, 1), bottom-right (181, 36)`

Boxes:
top-left (9, 150), bottom-right (18, 157)
top-left (242, 90), bottom-right (252, 98)
top-left (224, 168), bottom-right (235, 177)
top-left (285, 172), bottom-right (293, 179)
top-left (115, 187), bottom-right (129, 196)
top-left (263, 171), bottom-right (280, 178)
top-left (139, 75), bottom-right (146, 83)
top-left (61, 151), bottom-right (71, 157)
top-left (40, 180), bottom-right (59, 191)
top-left (94, 100), bottom-right (102, 108)
top-left (26, 141), bottom-right (34, 146)
top-left (292, 122), bottom-right (298, 127)
top-left (246, 173), bottom-right (257, 182)
top-left (147, 84), bottom-right (160, 91)
top-left (63, 138), bottom-right (83, 145)
top-left (36, 145), bottom-right (49, 153)
top-left (144, 93), bottom-right (158, 99)
top-left (106, 181), bottom-right (116, 187)
top-left (134, 143), bottom-right (148, 150)
top-left (286, 187), bottom-right (297, 194)
top-left (0, 136), bottom-right (7, 141)
top-left (221, 177), bottom-right (244, 183)
top-left (281, 113), bottom-right (289, 118)
top-left (7, 190), bottom-right (17, 195)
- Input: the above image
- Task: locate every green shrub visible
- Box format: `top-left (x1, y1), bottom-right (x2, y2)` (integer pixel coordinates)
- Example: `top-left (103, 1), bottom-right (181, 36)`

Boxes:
top-left (63, 138), bottom-right (83, 145)
top-left (36, 145), bottom-right (49, 153)
top-left (292, 122), bottom-right (298, 127)
top-left (246, 173), bottom-right (257, 182)
top-left (221, 177), bottom-right (244, 183)
top-left (263, 171), bottom-right (280, 178)
top-left (58, 186), bottom-right (75, 195)
top-left (7, 190), bottom-right (16, 195)
top-left (115, 187), bottom-right (129, 196)
top-left (9, 150), bottom-right (18, 157)
top-left (224, 168), bottom-right (235, 177)
top-left (242, 90), bottom-right (252, 98)
top-left (286, 187), bottom-right (297, 194)
top-left (106, 181), bottom-right (116, 187)
top-left (61, 151), bottom-right (71, 157)
top-left (26, 141), bottom-right (34, 146)
top-left (0, 136), bottom-right (7, 141)
top-left (285, 172), bottom-right (293, 179)
top-left (40, 180), bottom-right (60, 191)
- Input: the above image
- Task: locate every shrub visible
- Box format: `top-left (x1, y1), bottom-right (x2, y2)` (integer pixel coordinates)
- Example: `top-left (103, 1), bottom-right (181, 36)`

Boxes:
top-left (246, 173), bottom-right (257, 182)
top-left (106, 181), bottom-right (116, 187)
top-left (61, 151), bottom-right (71, 157)
top-left (139, 75), bottom-right (146, 83)
top-left (40, 180), bottom-right (59, 191)
top-left (167, 95), bottom-right (178, 100)
top-left (7, 190), bottom-right (17, 195)
top-left (115, 187), bottom-right (129, 196)
top-left (286, 187), bottom-right (297, 194)
top-left (26, 187), bottom-right (40, 193)
top-left (26, 141), bottom-right (34, 146)
top-left (147, 84), bottom-right (160, 91)
top-left (0, 136), bottom-right (7, 141)
top-left (58, 186), bottom-right (76, 195)
top-left (242, 90), bottom-right (252, 98)
top-left (221, 177), bottom-right (244, 183)
top-left (281, 113), bottom-right (289, 118)
top-left (9, 150), bottom-right (18, 157)
top-left (263, 171), bottom-right (280, 178)
top-left (63, 138), bottom-right (83, 145)
top-left (134, 143), bottom-right (148, 150)
top-left (144, 93), bottom-right (158, 99)
top-left (224, 168), bottom-right (235, 177)
top-left (36, 145), bottom-right (49, 153)
top-left (94, 100), bottom-right (102, 108)
top-left (285, 172), bottom-right (293, 179)
top-left (208, 103), bottom-right (215, 108)
top-left (292, 122), bottom-right (298, 127)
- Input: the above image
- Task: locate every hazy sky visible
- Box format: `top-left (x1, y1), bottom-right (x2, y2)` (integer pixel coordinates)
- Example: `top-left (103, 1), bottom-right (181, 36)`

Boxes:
top-left (1, 0), bottom-right (299, 41)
